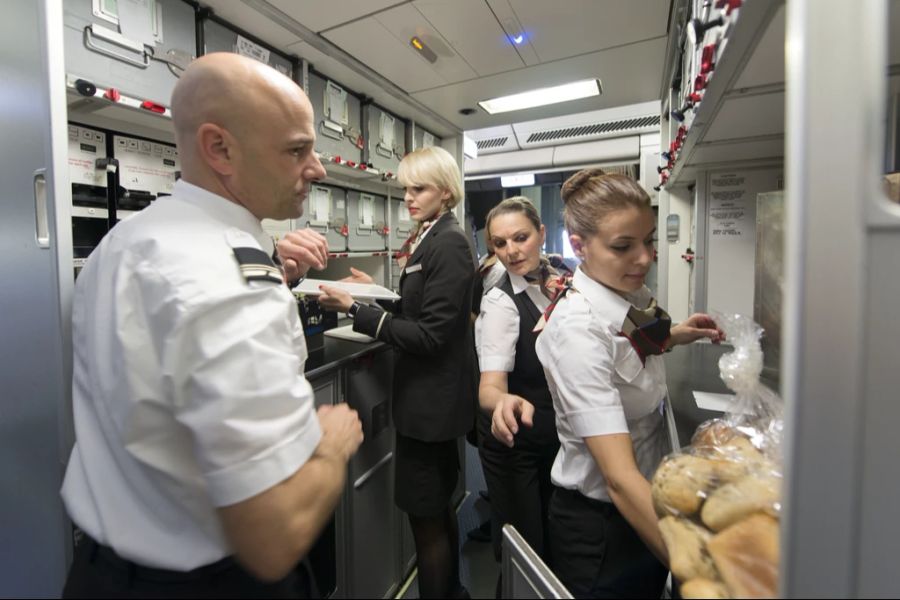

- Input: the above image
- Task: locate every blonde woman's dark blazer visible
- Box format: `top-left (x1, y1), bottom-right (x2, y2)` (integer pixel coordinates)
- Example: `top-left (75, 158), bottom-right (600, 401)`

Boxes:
top-left (351, 212), bottom-right (477, 442)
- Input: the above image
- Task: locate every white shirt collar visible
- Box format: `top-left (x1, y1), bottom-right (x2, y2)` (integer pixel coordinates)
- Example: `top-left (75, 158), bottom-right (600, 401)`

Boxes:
top-left (417, 210), bottom-right (447, 242)
top-left (572, 267), bottom-right (636, 330)
top-left (508, 272), bottom-right (530, 294)
top-left (172, 179), bottom-right (273, 254)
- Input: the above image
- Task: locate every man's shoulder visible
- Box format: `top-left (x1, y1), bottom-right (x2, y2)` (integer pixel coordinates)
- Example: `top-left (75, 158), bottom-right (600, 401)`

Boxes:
top-left (109, 202), bottom-right (274, 295)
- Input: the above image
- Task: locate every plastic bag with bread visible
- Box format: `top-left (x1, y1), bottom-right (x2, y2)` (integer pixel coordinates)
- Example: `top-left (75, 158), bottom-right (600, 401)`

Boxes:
top-left (651, 314), bottom-right (783, 599)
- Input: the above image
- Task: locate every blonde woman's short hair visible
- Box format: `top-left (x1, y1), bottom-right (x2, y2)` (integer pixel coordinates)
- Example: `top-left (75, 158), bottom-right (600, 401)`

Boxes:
top-left (397, 146), bottom-right (464, 209)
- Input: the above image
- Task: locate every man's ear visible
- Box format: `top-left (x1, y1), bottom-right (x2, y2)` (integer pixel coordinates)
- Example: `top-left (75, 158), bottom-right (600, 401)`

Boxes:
top-left (569, 234), bottom-right (584, 258)
top-left (196, 123), bottom-right (235, 176)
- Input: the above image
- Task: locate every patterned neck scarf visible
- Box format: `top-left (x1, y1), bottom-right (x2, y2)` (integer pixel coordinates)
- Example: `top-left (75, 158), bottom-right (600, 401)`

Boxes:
top-left (618, 298), bottom-right (671, 364)
top-left (523, 255), bottom-right (573, 301)
top-left (530, 255), bottom-right (575, 332)
top-left (532, 273), bottom-right (672, 362)
top-left (395, 214), bottom-right (441, 269)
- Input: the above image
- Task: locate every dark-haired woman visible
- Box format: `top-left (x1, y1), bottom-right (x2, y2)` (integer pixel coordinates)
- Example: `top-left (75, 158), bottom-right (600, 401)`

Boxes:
top-left (474, 196), bottom-right (570, 592)
top-left (535, 170), bottom-right (724, 599)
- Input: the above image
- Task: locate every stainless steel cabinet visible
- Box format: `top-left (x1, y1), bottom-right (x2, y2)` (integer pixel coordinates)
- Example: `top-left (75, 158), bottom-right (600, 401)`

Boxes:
top-left (344, 351), bottom-right (399, 598)
top-left (1, 0), bottom-right (74, 595)
top-left (307, 374), bottom-right (346, 599)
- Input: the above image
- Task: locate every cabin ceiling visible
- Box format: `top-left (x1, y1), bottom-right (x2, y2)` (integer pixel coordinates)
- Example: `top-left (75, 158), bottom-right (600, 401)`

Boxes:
top-left (199, 0), bottom-right (671, 137)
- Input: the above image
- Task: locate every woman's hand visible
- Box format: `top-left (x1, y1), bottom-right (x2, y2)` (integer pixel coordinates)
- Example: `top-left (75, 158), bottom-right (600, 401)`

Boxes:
top-left (317, 285), bottom-right (355, 313)
top-left (491, 395), bottom-right (535, 448)
top-left (340, 267), bottom-right (374, 285)
top-left (668, 313), bottom-right (726, 348)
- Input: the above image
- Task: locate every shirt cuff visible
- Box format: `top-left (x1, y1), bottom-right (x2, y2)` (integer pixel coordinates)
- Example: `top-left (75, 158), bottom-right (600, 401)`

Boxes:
top-left (479, 355), bottom-right (514, 373)
top-left (205, 417), bottom-right (322, 507)
top-left (567, 406), bottom-right (629, 438)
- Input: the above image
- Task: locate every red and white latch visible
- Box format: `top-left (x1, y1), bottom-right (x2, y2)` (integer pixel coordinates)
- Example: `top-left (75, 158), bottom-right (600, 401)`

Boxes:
top-left (700, 44), bottom-right (717, 75)
top-left (694, 74), bottom-right (707, 92)
top-left (715, 0), bottom-right (742, 16)
top-left (140, 100), bottom-right (166, 114)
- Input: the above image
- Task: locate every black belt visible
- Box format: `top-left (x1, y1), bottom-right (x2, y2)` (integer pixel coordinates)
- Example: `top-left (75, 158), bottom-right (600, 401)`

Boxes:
top-left (553, 485), bottom-right (619, 517)
top-left (83, 535), bottom-right (244, 584)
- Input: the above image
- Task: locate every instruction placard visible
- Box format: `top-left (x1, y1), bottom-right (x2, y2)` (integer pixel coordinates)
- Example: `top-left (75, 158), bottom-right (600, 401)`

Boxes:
top-left (709, 173), bottom-right (751, 239)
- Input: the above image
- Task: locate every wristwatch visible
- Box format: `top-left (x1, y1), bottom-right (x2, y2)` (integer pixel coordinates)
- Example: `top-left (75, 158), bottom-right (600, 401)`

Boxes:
top-left (347, 301), bottom-right (362, 320)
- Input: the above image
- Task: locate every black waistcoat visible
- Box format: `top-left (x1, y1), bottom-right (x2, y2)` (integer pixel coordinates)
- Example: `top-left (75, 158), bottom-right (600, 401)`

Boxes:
top-left (485, 274), bottom-right (557, 448)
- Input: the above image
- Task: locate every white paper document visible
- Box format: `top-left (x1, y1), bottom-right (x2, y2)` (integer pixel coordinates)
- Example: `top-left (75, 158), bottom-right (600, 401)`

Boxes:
top-left (117, 0), bottom-right (156, 47)
top-left (293, 278), bottom-right (400, 301)
top-left (379, 113), bottom-right (395, 148)
top-left (311, 187), bottom-right (331, 223)
top-left (693, 391), bottom-right (752, 415)
top-left (324, 324), bottom-right (375, 343)
top-left (325, 81), bottom-right (348, 126)
top-left (359, 195), bottom-right (374, 227)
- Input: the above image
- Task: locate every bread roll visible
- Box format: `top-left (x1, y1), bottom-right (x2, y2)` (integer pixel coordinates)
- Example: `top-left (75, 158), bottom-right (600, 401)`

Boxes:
top-left (681, 577), bottom-right (730, 599)
top-left (652, 450), bottom-right (762, 517)
top-left (707, 513), bottom-right (780, 599)
top-left (652, 454), bottom-right (719, 516)
top-left (658, 516), bottom-right (718, 581)
top-left (701, 474), bottom-right (781, 531)
top-left (692, 419), bottom-right (741, 448)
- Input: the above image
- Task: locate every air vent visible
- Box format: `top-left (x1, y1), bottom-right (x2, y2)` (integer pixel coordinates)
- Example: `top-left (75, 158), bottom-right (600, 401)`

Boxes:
top-left (525, 115), bottom-right (660, 144)
top-left (476, 136), bottom-right (509, 150)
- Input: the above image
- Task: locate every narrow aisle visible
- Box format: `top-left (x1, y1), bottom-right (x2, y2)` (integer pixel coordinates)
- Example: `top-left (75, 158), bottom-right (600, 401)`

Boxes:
top-left (398, 443), bottom-right (497, 599)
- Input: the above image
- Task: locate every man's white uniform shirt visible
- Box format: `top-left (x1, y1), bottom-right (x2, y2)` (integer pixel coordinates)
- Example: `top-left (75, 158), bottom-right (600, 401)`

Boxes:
top-left (535, 267), bottom-right (668, 502)
top-left (61, 180), bottom-right (321, 570)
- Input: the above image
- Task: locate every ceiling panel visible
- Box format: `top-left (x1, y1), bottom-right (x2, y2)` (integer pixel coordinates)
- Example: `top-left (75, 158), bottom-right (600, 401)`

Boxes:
top-left (734, 4), bottom-right (785, 89)
top-left (373, 4), bottom-right (479, 84)
top-left (505, 0), bottom-right (669, 62)
top-left (266, 0), bottom-right (403, 33)
top-left (411, 36), bottom-right (667, 130)
top-left (323, 16), bottom-right (450, 92)
top-left (285, 40), bottom-right (456, 137)
top-left (483, 0), bottom-right (541, 66)
top-left (413, 0), bottom-right (525, 77)
top-left (703, 92), bottom-right (785, 142)
top-left (200, 0), bottom-right (304, 49)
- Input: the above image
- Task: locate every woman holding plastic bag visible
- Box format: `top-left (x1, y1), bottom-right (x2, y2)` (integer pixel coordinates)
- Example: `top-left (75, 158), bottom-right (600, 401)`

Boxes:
top-left (535, 169), bottom-right (724, 599)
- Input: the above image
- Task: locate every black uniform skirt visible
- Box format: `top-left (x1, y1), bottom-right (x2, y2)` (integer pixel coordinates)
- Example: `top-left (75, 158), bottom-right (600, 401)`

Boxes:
top-left (394, 432), bottom-right (459, 517)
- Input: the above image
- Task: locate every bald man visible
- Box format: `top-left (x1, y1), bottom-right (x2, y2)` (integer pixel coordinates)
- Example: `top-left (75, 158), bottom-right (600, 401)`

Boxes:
top-left (60, 53), bottom-right (362, 599)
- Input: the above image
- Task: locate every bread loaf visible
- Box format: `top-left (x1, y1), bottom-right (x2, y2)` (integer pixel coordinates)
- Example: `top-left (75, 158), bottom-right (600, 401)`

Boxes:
top-left (707, 513), bottom-right (780, 599)
top-left (658, 516), bottom-right (718, 581)
top-left (692, 419), bottom-right (741, 448)
top-left (701, 474), bottom-right (781, 531)
top-left (652, 454), bottom-right (719, 516)
top-left (681, 577), bottom-right (730, 599)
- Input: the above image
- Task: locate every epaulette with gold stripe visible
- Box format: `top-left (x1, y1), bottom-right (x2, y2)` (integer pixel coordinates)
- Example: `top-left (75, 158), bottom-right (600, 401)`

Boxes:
top-left (232, 246), bottom-right (284, 285)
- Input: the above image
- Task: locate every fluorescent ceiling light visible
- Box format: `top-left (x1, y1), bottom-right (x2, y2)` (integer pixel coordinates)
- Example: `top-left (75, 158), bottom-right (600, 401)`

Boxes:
top-left (501, 173), bottom-right (535, 188)
top-left (478, 79), bottom-right (602, 115)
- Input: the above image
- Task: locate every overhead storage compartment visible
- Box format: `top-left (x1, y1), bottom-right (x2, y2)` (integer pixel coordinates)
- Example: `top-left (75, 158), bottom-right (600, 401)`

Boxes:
top-left (464, 135), bottom-right (640, 176)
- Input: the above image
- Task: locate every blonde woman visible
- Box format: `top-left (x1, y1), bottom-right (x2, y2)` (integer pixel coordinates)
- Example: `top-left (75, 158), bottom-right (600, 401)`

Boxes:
top-left (318, 146), bottom-right (476, 599)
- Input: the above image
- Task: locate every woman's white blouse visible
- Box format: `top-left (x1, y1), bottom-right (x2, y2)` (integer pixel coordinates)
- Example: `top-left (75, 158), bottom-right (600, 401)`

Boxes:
top-left (535, 267), bottom-right (668, 502)
top-left (475, 273), bottom-right (551, 373)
